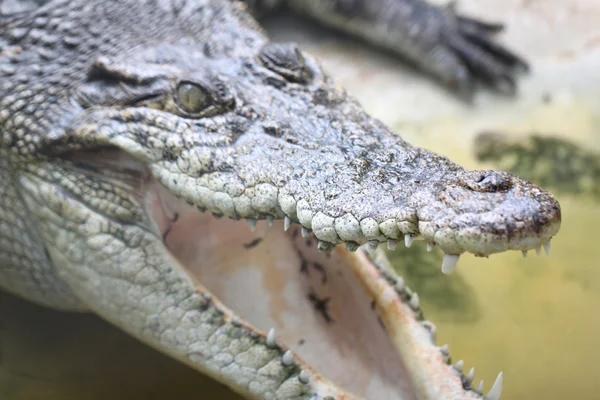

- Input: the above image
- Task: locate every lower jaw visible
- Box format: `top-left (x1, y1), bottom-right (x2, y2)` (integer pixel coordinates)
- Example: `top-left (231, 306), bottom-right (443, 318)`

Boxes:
top-left (153, 188), bottom-right (493, 399)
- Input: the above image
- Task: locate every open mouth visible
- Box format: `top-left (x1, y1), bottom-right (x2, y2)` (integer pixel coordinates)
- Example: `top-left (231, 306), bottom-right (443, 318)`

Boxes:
top-left (148, 180), bottom-right (506, 400)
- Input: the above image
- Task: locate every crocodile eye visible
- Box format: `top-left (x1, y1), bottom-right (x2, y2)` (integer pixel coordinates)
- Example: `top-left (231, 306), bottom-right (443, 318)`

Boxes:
top-left (176, 82), bottom-right (212, 114)
top-left (259, 42), bottom-right (314, 84)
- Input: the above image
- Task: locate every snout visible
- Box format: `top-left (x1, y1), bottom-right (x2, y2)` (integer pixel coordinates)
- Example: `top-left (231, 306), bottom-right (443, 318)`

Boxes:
top-left (418, 170), bottom-right (561, 256)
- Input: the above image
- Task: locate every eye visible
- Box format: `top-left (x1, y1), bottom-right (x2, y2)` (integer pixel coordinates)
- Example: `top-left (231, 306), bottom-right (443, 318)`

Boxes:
top-left (259, 42), bottom-right (314, 84)
top-left (176, 82), bottom-right (213, 114)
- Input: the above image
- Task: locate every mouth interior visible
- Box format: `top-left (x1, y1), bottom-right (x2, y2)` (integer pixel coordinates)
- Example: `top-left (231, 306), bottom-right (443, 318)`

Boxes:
top-left (148, 181), bottom-right (418, 399)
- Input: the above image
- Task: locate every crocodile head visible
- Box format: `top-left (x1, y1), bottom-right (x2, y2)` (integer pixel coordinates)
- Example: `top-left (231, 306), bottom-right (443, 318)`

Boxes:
top-left (69, 41), bottom-right (560, 270)
top-left (8, 2), bottom-right (560, 399)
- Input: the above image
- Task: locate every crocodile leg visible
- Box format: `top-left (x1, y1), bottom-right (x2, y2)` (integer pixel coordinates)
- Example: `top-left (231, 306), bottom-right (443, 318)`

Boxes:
top-left (280, 0), bottom-right (529, 99)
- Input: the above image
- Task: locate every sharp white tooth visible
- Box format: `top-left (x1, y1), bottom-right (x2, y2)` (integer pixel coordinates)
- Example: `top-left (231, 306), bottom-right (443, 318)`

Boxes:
top-left (453, 360), bottom-right (464, 373)
top-left (535, 246), bottom-right (541, 255)
top-left (485, 372), bottom-right (503, 400)
top-left (521, 250), bottom-right (528, 258)
top-left (421, 320), bottom-right (436, 341)
top-left (246, 218), bottom-right (257, 232)
top-left (395, 277), bottom-right (405, 292)
top-left (409, 293), bottom-right (420, 309)
top-left (266, 328), bottom-right (277, 348)
top-left (439, 344), bottom-right (449, 355)
top-left (543, 239), bottom-right (551, 255)
top-left (404, 234), bottom-right (414, 248)
top-left (477, 380), bottom-right (484, 394)
top-left (345, 241), bottom-right (359, 252)
top-left (267, 215), bottom-right (274, 227)
top-left (284, 216), bottom-right (292, 231)
top-left (281, 350), bottom-right (295, 366)
top-left (426, 242), bottom-right (433, 252)
top-left (301, 227), bottom-right (311, 238)
top-left (387, 239), bottom-right (398, 250)
top-left (441, 254), bottom-right (459, 275)
top-left (298, 369), bottom-right (310, 384)
top-left (466, 367), bottom-right (475, 383)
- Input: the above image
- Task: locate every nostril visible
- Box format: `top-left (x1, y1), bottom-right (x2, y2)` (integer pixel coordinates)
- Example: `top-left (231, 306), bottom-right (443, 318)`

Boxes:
top-left (462, 170), bottom-right (513, 192)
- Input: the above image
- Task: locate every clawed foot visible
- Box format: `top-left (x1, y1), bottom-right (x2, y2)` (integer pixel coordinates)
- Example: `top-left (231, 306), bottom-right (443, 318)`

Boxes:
top-left (424, 3), bottom-right (529, 100)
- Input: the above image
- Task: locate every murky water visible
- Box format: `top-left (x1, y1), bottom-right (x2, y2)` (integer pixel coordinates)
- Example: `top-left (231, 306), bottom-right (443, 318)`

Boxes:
top-left (2, 1), bottom-right (600, 399)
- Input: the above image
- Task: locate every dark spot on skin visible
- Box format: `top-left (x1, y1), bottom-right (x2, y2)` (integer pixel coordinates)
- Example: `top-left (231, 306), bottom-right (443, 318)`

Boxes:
top-left (297, 339), bottom-right (305, 346)
top-left (243, 238), bottom-right (263, 249)
top-left (313, 262), bottom-right (327, 284)
top-left (308, 288), bottom-right (334, 324)
top-left (300, 259), bottom-right (309, 275)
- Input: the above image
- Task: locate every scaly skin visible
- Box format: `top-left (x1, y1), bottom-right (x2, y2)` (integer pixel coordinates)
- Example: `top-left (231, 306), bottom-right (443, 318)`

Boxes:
top-left (0, 1), bottom-right (560, 399)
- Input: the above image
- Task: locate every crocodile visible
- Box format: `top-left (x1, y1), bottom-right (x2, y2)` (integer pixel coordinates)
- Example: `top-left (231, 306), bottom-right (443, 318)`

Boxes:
top-left (0, 1), bottom-right (561, 399)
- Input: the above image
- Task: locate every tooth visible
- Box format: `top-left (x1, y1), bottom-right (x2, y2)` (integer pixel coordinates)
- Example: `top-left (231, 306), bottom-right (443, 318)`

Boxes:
top-left (535, 246), bottom-right (541, 255)
top-left (439, 344), bottom-right (449, 355)
top-left (301, 227), bottom-right (311, 238)
top-left (387, 239), bottom-right (398, 250)
top-left (453, 360), bottom-right (464, 373)
top-left (298, 369), bottom-right (310, 384)
top-left (404, 234), bottom-right (414, 248)
top-left (441, 254), bottom-right (459, 275)
top-left (426, 242), bottom-right (433, 252)
top-left (266, 328), bottom-right (277, 348)
top-left (281, 349), bottom-right (295, 366)
top-left (317, 240), bottom-right (334, 253)
top-left (246, 218), bottom-right (257, 232)
top-left (476, 380), bottom-right (484, 394)
top-left (367, 240), bottom-right (379, 251)
top-left (544, 239), bottom-right (551, 255)
top-left (421, 320), bottom-right (436, 341)
top-left (284, 216), bottom-right (292, 231)
top-left (267, 215), bottom-right (274, 227)
top-left (465, 367), bottom-right (475, 383)
top-left (409, 293), bottom-right (420, 309)
top-left (395, 277), bottom-right (405, 292)
top-left (345, 241), bottom-right (360, 252)
top-left (485, 372), bottom-right (503, 400)
top-left (522, 250), bottom-right (528, 258)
